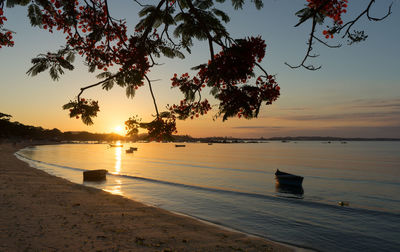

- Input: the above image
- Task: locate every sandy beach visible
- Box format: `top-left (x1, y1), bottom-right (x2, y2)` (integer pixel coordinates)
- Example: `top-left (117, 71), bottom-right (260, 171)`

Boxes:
top-left (0, 142), bottom-right (294, 252)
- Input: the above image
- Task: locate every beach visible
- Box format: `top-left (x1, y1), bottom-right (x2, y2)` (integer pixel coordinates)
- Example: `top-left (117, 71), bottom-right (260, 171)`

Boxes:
top-left (0, 142), bottom-right (293, 252)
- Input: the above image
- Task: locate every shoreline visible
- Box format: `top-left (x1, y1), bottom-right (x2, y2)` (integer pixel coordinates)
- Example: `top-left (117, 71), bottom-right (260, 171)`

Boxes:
top-left (1, 141), bottom-right (298, 251)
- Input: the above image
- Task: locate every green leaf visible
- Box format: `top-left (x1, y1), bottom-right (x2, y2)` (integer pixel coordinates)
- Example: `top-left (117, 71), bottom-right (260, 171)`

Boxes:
top-left (102, 79), bottom-right (114, 91)
top-left (49, 66), bottom-right (60, 81)
top-left (26, 58), bottom-right (49, 77)
top-left (195, 0), bottom-right (214, 10)
top-left (65, 52), bottom-right (75, 63)
top-left (212, 9), bottom-right (230, 23)
top-left (159, 111), bottom-right (171, 118)
top-left (81, 114), bottom-right (94, 125)
top-left (96, 71), bottom-right (112, 79)
top-left (253, 0), bottom-right (264, 10)
top-left (6, 0), bottom-right (31, 8)
top-left (27, 4), bottom-right (43, 26)
top-left (231, 0), bottom-right (244, 10)
top-left (126, 85), bottom-right (136, 99)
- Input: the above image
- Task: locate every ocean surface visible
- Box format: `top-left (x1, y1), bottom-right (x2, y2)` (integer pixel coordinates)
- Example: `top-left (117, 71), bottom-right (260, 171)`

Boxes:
top-left (16, 141), bottom-right (400, 251)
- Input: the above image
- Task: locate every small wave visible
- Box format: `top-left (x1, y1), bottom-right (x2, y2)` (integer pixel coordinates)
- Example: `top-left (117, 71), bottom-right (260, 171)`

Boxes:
top-left (306, 174), bottom-right (400, 186)
top-left (15, 152), bottom-right (86, 173)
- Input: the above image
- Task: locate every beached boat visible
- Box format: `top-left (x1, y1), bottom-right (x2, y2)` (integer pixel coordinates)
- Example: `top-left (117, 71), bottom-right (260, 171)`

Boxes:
top-left (109, 144), bottom-right (123, 147)
top-left (83, 169), bottom-right (108, 181)
top-left (275, 169), bottom-right (304, 187)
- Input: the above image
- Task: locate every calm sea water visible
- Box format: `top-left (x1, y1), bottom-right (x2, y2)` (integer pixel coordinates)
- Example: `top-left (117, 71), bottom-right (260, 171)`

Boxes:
top-left (16, 141), bottom-right (400, 251)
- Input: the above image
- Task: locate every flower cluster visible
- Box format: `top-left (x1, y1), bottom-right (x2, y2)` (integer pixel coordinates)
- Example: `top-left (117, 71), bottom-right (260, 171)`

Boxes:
top-left (35, 0), bottom-right (156, 91)
top-left (62, 98), bottom-right (100, 125)
top-left (126, 115), bottom-right (177, 142)
top-left (145, 117), bottom-right (177, 142)
top-left (307, 0), bottom-right (348, 38)
top-left (168, 99), bottom-right (212, 120)
top-left (0, 8), bottom-right (14, 48)
top-left (200, 36), bottom-right (266, 86)
top-left (170, 36), bottom-right (279, 121)
top-left (40, 1), bottom-right (129, 70)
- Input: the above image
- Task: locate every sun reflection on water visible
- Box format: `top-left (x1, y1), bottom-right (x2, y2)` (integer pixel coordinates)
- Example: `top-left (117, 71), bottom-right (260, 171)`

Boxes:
top-left (103, 179), bottom-right (123, 195)
top-left (114, 146), bottom-right (122, 174)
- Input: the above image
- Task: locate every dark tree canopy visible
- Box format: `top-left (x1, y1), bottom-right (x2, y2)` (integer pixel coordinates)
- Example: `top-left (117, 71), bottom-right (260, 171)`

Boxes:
top-left (0, 0), bottom-right (392, 141)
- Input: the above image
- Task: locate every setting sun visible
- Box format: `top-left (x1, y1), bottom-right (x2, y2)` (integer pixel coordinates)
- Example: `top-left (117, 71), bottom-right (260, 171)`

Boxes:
top-left (113, 125), bottom-right (125, 135)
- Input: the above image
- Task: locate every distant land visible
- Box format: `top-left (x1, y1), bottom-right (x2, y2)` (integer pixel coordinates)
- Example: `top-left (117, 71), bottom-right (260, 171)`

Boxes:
top-left (177, 136), bottom-right (400, 143)
top-left (1, 113), bottom-right (399, 142)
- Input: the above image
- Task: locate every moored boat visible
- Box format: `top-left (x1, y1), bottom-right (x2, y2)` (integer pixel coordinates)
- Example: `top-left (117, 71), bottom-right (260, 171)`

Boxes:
top-left (275, 169), bottom-right (304, 187)
top-left (125, 147), bottom-right (138, 153)
top-left (175, 144), bottom-right (186, 147)
top-left (109, 144), bottom-right (123, 147)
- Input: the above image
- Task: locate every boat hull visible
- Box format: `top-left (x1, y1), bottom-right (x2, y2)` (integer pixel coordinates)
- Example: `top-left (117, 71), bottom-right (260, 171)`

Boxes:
top-left (275, 170), bottom-right (304, 187)
top-left (83, 169), bottom-right (108, 181)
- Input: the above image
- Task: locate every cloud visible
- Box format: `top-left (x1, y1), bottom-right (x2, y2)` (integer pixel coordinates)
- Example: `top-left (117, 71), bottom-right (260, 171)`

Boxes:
top-left (348, 98), bottom-right (400, 109)
top-left (232, 126), bottom-right (286, 129)
top-left (280, 111), bottom-right (400, 121)
top-left (278, 107), bottom-right (309, 111)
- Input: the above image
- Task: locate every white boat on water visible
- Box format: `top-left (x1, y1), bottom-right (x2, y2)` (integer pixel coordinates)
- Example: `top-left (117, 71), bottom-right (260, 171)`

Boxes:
top-left (109, 144), bottom-right (123, 147)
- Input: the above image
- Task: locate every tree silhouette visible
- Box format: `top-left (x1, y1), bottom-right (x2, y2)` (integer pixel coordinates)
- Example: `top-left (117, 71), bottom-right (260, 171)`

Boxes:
top-left (0, 0), bottom-right (392, 140)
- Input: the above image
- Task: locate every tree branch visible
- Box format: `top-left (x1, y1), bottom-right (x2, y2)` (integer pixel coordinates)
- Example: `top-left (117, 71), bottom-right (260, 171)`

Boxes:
top-left (286, 15), bottom-right (321, 71)
top-left (144, 74), bottom-right (159, 117)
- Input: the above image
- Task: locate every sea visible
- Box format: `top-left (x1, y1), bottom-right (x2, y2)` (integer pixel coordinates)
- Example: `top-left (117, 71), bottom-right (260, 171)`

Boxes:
top-left (16, 141), bottom-right (400, 251)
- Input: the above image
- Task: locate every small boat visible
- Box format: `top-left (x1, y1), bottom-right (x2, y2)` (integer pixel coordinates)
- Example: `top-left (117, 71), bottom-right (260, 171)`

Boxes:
top-left (109, 144), bottom-right (123, 147)
top-left (175, 144), bottom-right (186, 147)
top-left (275, 169), bottom-right (304, 187)
top-left (275, 183), bottom-right (304, 197)
top-left (83, 169), bottom-right (108, 181)
top-left (125, 147), bottom-right (138, 153)
top-left (208, 143), bottom-right (213, 145)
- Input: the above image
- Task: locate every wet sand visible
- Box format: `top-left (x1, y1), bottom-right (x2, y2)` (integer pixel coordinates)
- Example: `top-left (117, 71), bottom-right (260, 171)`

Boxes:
top-left (0, 142), bottom-right (295, 251)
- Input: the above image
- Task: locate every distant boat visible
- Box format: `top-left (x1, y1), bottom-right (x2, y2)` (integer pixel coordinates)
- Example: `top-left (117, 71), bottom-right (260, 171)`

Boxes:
top-left (109, 144), bottom-right (123, 147)
top-left (275, 169), bottom-right (304, 187)
top-left (126, 147), bottom-right (138, 153)
top-left (175, 144), bottom-right (186, 147)
top-left (208, 143), bottom-right (213, 145)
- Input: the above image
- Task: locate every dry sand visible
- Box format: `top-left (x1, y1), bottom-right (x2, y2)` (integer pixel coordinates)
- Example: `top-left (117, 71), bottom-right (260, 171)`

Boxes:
top-left (0, 142), bottom-right (295, 251)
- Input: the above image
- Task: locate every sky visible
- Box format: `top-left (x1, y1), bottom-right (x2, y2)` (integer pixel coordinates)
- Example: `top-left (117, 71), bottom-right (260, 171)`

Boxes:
top-left (1, 0), bottom-right (399, 138)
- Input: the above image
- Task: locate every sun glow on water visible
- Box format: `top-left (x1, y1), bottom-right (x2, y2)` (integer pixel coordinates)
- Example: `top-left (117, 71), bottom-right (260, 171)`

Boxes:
top-left (114, 146), bottom-right (122, 174)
